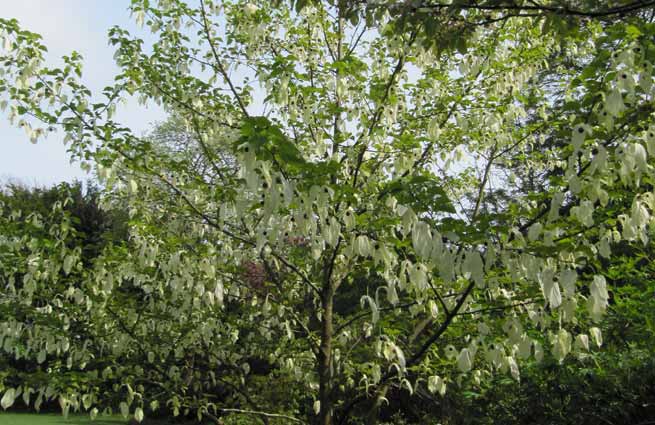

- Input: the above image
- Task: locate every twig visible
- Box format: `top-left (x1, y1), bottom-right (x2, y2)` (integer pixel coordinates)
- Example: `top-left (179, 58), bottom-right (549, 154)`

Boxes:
top-left (216, 407), bottom-right (307, 424)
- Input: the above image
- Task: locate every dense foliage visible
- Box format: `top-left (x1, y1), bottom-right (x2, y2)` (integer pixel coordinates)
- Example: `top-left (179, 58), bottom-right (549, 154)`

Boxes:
top-left (1, 1), bottom-right (655, 424)
top-left (0, 182), bottom-right (126, 412)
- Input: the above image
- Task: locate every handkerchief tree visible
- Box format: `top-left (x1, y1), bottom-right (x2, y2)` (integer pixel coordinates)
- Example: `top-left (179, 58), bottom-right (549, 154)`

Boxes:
top-left (1, 1), bottom-right (655, 424)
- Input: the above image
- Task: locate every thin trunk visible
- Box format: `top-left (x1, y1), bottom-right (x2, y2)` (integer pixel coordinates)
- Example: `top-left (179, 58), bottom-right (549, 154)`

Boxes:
top-left (318, 287), bottom-right (335, 425)
top-left (320, 5), bottom-right (341, 424)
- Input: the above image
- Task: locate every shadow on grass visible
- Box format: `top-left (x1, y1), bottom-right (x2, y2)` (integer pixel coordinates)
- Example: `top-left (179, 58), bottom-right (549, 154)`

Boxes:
top-left (0, 413), bottom-right (200, 425)
top-left (50, 421), bottom-right (121, 425)
top-left (0, 413), bottom-right (126, 425)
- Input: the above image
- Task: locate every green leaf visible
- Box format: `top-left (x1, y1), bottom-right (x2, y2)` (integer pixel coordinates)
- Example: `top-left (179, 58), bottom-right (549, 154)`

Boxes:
top-left (383, 175), bottom-right (455, 214)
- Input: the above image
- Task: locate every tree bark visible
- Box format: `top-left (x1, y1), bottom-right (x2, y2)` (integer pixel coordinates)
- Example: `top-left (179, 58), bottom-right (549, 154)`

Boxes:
top-left (318, 286), bottom-right (335, 425)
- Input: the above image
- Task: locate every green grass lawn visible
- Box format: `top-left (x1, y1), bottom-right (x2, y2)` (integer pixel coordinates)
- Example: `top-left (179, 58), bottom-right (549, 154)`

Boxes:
top-left (0, 413), bottom-right (126, 425)
top-left (0, 413), bottom-right (203, 425)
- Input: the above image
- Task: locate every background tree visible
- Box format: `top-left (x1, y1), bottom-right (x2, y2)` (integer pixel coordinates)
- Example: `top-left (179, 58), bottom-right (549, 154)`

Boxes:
top-left (0, 181), bottom-right (128, 413)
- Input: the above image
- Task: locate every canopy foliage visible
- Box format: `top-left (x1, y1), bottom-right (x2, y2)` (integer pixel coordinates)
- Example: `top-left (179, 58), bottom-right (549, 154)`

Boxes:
top-left (1, 1), bottom-right (655, 424)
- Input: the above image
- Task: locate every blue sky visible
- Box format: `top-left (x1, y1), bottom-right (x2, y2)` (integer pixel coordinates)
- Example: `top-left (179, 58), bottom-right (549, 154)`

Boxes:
top-left (0, 1), bottom-right (165, 186)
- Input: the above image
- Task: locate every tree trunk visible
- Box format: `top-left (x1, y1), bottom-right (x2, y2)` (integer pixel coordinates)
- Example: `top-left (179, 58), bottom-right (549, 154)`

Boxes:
top-left (318, 287), bottom-right (335, 425)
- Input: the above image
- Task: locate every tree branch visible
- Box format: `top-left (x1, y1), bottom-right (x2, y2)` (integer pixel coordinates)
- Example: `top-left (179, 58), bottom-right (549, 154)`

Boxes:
top-left (198, 0), bottom-right (250, 117)
top-left (213, 408), bottom-right (306, 424)
top-left (365, 0), bottom-right (655, 19)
